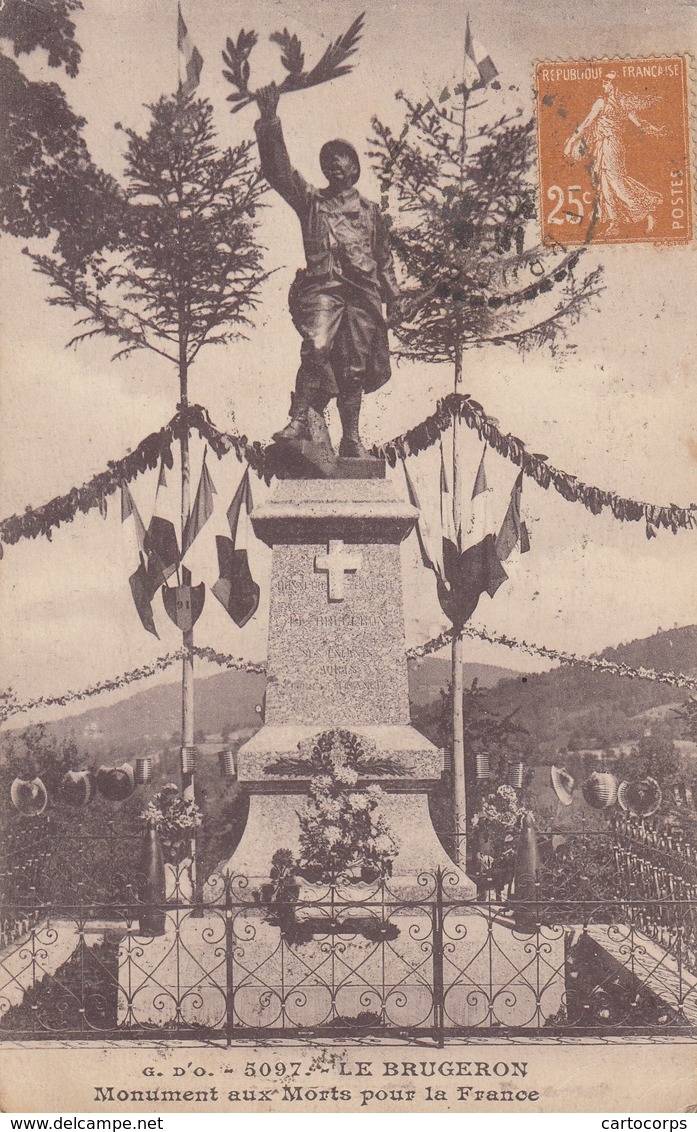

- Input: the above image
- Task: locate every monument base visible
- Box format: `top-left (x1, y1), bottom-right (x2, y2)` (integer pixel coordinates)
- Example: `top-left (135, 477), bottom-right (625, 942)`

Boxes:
top-left (210, 473), bottom-right (477, 900)
top-left (265, 441), bottom-right (386, 481)
top-left (209, 791), bottom-right (474, 902)
top-left (215, 720), bottom-right (476, 901)
top-left (236, 723), bottom-right (444, 779)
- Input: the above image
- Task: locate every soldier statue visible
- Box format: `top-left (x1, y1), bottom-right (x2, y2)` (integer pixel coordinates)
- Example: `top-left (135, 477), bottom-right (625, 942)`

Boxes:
top-left (254, 83), bottom-right (400, 459)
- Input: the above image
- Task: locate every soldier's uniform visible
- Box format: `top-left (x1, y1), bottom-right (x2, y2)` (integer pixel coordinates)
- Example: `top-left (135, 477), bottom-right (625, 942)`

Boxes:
top-left (254, 114), bottom-right (400, 449)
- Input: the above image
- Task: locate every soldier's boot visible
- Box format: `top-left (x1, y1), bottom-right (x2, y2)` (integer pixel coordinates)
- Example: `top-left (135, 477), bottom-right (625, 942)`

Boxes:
top-left (337, 390), bottom-right (369, 458)
top-left (272, 412), bottom-right (310, 444)
top-left (273, 389), bottom-right (336, 457)
top-left (272, 387), bottom-right (313, 444)
top-left (306, 405), bottom-right (336, 457)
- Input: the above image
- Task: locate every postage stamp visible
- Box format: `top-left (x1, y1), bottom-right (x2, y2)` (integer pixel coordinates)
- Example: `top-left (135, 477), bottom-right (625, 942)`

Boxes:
top-left (535, 56), bottom-right (693, 246)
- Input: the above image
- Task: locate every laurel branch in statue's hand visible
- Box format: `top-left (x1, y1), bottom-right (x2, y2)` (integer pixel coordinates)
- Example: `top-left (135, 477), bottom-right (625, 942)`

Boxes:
top-left (222, 13), bottom-right (365, 115)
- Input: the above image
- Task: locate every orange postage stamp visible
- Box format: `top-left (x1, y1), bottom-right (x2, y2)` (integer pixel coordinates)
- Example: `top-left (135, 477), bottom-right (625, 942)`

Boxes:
top-left (535, 56), bottom-right (693, 246)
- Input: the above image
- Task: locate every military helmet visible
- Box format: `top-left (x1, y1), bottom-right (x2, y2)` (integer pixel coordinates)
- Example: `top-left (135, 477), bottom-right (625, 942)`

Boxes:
top-left (319, 138), bottom-right (361, 184)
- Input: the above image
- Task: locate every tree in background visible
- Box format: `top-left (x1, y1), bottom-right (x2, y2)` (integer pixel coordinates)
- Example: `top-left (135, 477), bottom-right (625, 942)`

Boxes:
top-left (413, 679), bottom-right (529, 760)
top-left (0, 0), bottom-right (122, 265)
top-left (2, 725), bottom-right (80, 806)
top-left (633, 727), bottom-right (680, 784)
top-left (676, 699), bottom-right (697, 824)
top-left (677, 697), bottom-right (697, 744)
top-left (412, 679), bottom-right (529, 860)
top-left (371, 81), bottom-right (604, 866)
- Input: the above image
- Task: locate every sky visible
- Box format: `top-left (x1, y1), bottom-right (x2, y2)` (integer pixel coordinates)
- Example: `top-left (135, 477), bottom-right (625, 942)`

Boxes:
top-left (0, 0), bottom-right (696, 726)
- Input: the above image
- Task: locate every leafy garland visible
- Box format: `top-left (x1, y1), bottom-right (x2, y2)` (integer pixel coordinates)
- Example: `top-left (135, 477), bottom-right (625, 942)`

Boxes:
top-left (1, 395), bottom-right (695, 553)
top-left (0, 646), bottom-right (265, 725)
top-left (0, 404), bottom-right (258, 550)
top-left (407, 627), bottom-right (697, 691)
top-left (3, 621), bottom-right (696, 728)
top-left (374, 393), bottom-right (697, 537)
top-left (0, 650), bottom-right (186, 724)
top-left (190, 645), bottom-right (266, 674)
top-left (266, 726), bottom-right (408, 778)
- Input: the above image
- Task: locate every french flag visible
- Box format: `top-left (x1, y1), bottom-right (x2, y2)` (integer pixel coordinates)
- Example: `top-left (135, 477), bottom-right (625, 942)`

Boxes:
top-left (178, 4), bottom-right (203, 97)
top-left (463, 16), bottom-right (498, 90)
top-left (211, 468), bottom-right (260, 629)
top-left (437, 445), bottom-right (508, 629)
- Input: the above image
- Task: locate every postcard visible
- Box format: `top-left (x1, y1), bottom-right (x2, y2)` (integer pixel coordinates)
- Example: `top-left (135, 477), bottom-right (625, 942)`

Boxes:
top-left (0, 0), bottom-right (695, 1113)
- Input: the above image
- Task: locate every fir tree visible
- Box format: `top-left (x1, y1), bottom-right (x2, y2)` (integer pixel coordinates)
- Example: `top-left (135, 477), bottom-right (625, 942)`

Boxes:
top-left (370, 82), bottom-right (604, 867)
top-left (370, 86), bottom-right (603, 372)
top-left (28, 93), bottom-right (268, 374)
top-left (12, 86), bottom-right (269, 883)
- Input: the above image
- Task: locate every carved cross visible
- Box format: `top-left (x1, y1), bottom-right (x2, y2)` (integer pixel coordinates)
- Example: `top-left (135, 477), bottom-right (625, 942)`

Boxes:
top-left (314, 539), bottom-right (363, 602)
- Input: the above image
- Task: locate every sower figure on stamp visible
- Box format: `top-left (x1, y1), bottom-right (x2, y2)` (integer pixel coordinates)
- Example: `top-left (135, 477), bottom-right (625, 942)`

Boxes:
top-left (255, 83), bottom-right (400, 459)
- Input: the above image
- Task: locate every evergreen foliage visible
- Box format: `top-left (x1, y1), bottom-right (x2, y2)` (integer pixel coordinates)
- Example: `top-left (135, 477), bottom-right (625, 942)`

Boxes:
top-left (370, 87), bottom-right (603, 367)
top-left (0, 0), bottom-right (122, 265)
top-left (27, 93), bottom-right (269, 371)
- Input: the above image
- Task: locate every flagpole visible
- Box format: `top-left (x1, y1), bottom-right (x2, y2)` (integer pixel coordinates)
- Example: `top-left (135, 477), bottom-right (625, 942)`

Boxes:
top-left (452, 384), bottom-right (467, 869)
top-left (177, 2), bottom-right (197, 893)
top-left (459, 16), bottom-right (471, 187)
top-left (179, 344), bottom-right (197, 898)
top-left (177, 1), bottom-right (184, 89)
top-left (451, 17), bottom-right (472, 870)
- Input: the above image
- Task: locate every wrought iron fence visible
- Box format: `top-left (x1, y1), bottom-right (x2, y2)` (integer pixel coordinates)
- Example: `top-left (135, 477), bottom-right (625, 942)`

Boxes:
top-left (0, 823), bottom-right (141, 948)
top-left (1, 869), bottom-right (696, 1044)
top-left (0, 822), bottom-right (141, 903)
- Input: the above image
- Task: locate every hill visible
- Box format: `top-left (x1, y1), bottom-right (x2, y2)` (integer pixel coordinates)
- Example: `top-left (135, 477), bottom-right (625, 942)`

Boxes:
top-left (408, 658), bottom-right (520, 705)
top-left (0, 657), bottom-right (517, 758)
top-left (479, 625), bottom-right (697, 758)
top-left (2, 626), bottom-right (694, 764)
top-left (17, 669), bottom-right (267, 760)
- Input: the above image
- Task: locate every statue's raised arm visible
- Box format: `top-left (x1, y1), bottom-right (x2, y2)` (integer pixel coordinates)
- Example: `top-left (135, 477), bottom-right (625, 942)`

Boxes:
top-left (223, 14), bottom-right (400, 469)
top-left (254, 84), bottom-right (312, 216)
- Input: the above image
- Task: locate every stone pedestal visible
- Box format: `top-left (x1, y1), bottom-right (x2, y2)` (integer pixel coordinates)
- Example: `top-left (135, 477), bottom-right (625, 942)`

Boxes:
top-left (219, 476), bottom-right (475, 898)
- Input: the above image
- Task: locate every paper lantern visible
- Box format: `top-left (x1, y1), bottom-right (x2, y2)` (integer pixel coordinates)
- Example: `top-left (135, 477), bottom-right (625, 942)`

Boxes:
top-left (61, 769), bottom-right (95, 807)
top-left (10, 777), bottom-right (48, 817)
top-left (551, 766), bottom-right (575, 807)
top-left (507, 761), bottom-right (524, 789)
top-left (96, 763), bottom-right (136, 802)
top-left (219, 751), bottom-right (236, 780)
top-left (581, 771), bottom-right (618, 810)
top-left (181, 747), bottom-right (196, 775)
top-left (475, 753), bottom-right (490, 780)
top-left (135, 757), bottom-right (153, 785)
top-left (617, 777), bottom-right (662, 817)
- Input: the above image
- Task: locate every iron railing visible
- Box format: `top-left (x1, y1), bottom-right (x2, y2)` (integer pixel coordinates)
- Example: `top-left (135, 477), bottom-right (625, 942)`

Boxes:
top-left (0, 824), bottom-right (141, 947)
top-left (1, 870), bottom-right (695, 1045)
